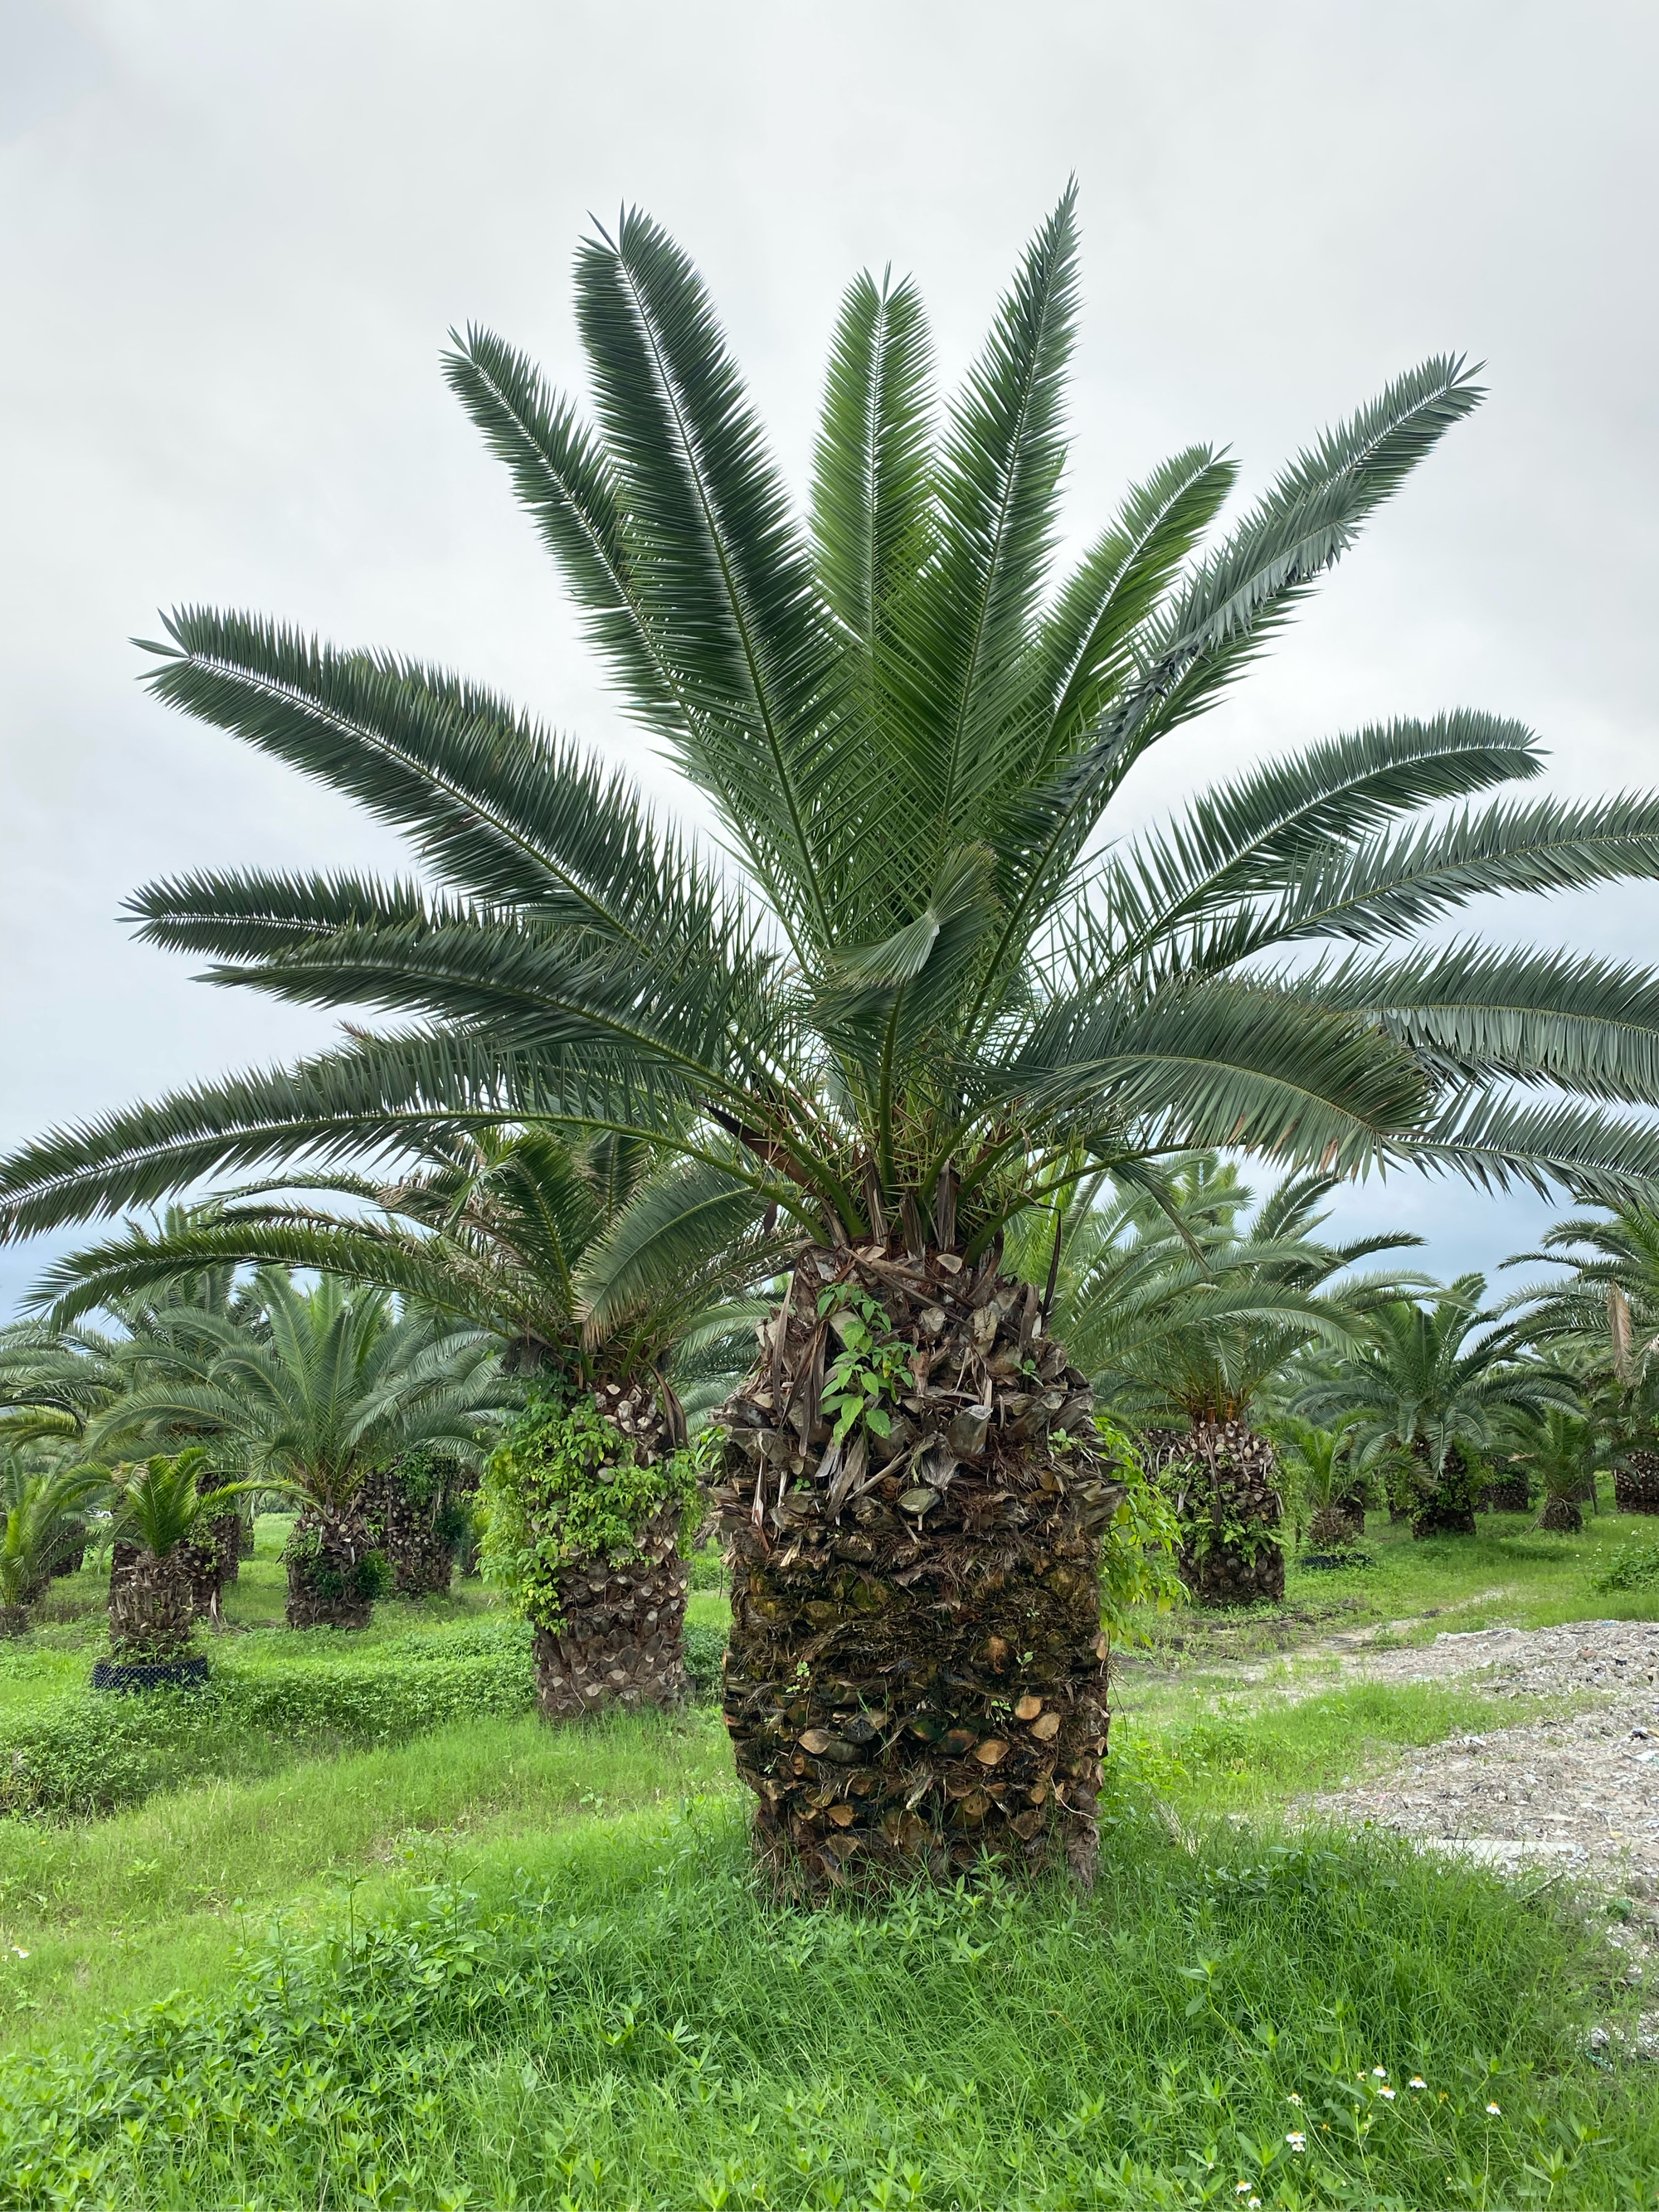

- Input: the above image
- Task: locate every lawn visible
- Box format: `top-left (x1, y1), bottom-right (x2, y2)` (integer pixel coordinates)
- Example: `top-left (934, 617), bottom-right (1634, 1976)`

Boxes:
top-left (1, 1512), bottom-right (1657, 2208)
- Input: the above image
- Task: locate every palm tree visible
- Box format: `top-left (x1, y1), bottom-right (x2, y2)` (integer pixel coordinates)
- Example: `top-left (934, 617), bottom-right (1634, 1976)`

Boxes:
top-left (6, 199), bottom-right (1659, 1885)
top-left (0, 1462), bottom-right (108, 1635)
top-left (1503, 1203), bottom-right (1659, 1514)
top-left (82, 1271), bottom-right (504, 1627)
top-left (1510, 1403), bottom-right (1608, 1534)
top-left (101, 1447), bottom-right (262, 1664)
top-left (1272, 1415), bottom-right (1367, 1552)
top-left (38, 1130), bottom-right (770, 1702)
top-left (1031, 1161), bottom-right (1418, 1602)
top-left (1298, 1278), bottom-right (1572, 1536)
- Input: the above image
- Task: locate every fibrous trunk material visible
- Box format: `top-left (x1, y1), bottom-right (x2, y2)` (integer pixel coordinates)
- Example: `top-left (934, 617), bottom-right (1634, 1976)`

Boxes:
top-left (1481, 1471), bottom-right (1531, 1513)
top-left (532, 1378), bottom-right (690, 1719)
top-left (1142, 1421), bottom-right (1286, 1606)
top-left (284, 1506), bottom-right (377, 1630)
top-left (1307, 1501), bottom-right (1365, 1549)
top-left (180, 1514), bottom-right (241, 1621)
top-left (357, 1469), bottom-right (454, 1599)
top-left (532, 1495), bottom-right (690, 1718)
top-left (1410, 1438), bottom-right (1478, 1539)
top-left (715, 1242), bottom-right (1121, 1899)
top-left (1615, 1450), bottom-right (1659, 1514)
top-left (1539, 1493), bottom-right (1584, 1534)
top-left (108, 1541), bottom-right (196, 1660)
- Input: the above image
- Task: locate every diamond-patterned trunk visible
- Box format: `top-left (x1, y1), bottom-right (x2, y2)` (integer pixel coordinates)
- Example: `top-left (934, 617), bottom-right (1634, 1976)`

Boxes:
top-left (1615, 1450), bottom-right (1659, 1514)
top-left (108, 1541), bottom-right (196, 1660)
top-left (1409, 1437), bottom-right (1478, 1538)
top-left (357, 1469), bottom-right (454, 1598)
top-left (531, 1377), bottom-right (692, 1719)
top-left (285, 1505), bottom-right (378, 1629)
top-left (1141, 1420), bottom-right (1286, 1606)
top-left (716, 1243), bottom-right (1121, 1898)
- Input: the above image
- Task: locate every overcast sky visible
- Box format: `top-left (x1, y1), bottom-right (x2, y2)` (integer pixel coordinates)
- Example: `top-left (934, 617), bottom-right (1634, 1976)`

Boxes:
top-left (3, 0), bottom-right (1657, 1315)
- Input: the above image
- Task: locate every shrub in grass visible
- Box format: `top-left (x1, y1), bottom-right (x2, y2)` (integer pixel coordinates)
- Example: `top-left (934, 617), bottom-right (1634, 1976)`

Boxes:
top-left (0, 1808), bottom-right (1652, 2209)
top-left (1594, 1536), bottom-right (1659, 1592)
top-left (0, 1618), bottom-right (536, 1817)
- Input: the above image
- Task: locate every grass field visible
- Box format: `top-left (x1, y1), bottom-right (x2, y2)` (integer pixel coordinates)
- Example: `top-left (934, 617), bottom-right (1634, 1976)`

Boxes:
top-left (1, 1510), bottom-right (1657, 2206)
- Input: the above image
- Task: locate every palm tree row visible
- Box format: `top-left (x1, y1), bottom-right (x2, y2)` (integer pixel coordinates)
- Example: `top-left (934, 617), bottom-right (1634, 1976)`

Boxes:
top-left (7, 193), bottom-right (1659, 1891)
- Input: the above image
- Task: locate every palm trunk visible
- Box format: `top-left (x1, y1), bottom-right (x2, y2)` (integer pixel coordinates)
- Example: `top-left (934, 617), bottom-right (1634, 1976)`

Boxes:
top-left (1410, 1438), bottom-right (1478, 1538)
top-left (284, 1506), bottom-right (379, 1629)
top-left (0, 1605), bottom-right (27, 1638)
top-left (715, 1244), bottom-right (1119, 1898)
top-left (1539, 1492), bottom-right (1584, 1534)
top-left (1307, 1501), bottom-right (1364, 1549)
top-left (108, 1540), bottom-right (195, 1660)
top-left (1481, 1470), bottom-right (1530, 1513)
top-left (1615, 1449), bottom-right (1659, 1514)
top-left (357, 1468), bottom-right (454, 1599)
top-left (532, 1378), bottom-right (691, 1717)
top-left (1144, 1419), bottom-right (1285, 1605)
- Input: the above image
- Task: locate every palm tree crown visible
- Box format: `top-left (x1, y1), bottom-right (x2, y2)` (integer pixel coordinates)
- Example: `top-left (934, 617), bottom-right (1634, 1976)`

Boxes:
top-left (4, 192), bottom-right (1659, 1269)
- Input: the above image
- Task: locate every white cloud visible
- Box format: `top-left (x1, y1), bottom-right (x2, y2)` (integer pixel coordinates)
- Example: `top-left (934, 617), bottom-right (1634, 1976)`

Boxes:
top-left (4, 0), bottom-right (1657, 1310)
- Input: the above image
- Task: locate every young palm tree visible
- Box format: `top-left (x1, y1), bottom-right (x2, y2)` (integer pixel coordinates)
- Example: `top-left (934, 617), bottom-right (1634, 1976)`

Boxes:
top-left (0, 1462), bottom-right (108, 1635)
top-left (1029, 1161), bottom-right (1418, 1600)
top-left (1511, 1403), bottom-right (1608, 1534)
top-left (83, 1271), bottom-right (504, 1627)
top-left (1270, 1415), bottom-right (1367, 1551)
top-left (102, 1447), bottom-right (263, 1661)
top-left (1298, 1278), bottom-right (1572, 1536)
top-left (40, 1129), bottom-right (771, 1701)
top-left (6, 198), bottom-right (1659, 1883)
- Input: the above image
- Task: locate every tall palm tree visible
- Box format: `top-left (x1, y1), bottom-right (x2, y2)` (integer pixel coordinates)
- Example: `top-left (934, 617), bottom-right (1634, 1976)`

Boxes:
top-left (38, 1129), bottom-right (771, 1702)
top-left (1298, 1277), bottom-right (1572, 1535)
top-left (6, 199), bottom-right (1659, 1885)
top-left (82, 1271), bottom-right (504, 1627)
top-left (1502, 1203), bottom-right (1659, 1513)
top-left (1030, 1161), bottom-right (1418, 1601)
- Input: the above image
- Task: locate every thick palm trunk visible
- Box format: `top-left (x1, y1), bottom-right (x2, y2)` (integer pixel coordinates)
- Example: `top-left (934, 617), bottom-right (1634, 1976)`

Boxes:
top-left (1410, 1438), bottom-right (1478, 1538)
top-left (284, 1505), bottom-right (379, 1629)
top-left (1539, 1492), bottom-right (1584, 1534)
top-left (1481, 1469), bottom-right (1530, 1513)
top-left (532, 1378), bottom-right (691, 1718)
top-left (1143, 1420), bottom-right (1285, 1606)
top-left (0, 1605), bottom-right (27, 1638)
top-left (1615, 1449), bottom-right (1659, 1514)
top-left (357, 1469), bottom-right (454, 1599)
top-left (108, 1541), bottom-right (195, 1660)
top-left (1308, 1501), bottom-right (1365, 1548)
top-left (716, 1245), bottom-right (1120, 1898)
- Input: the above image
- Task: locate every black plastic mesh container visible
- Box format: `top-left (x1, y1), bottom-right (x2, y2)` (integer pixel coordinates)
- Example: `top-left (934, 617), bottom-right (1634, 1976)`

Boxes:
top-left (91, 1655), bottom-right (211, 1693)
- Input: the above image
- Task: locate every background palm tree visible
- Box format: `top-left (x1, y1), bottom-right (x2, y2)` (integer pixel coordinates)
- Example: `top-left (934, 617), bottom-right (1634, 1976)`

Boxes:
top-left (102, 1446), bottom-right (263, 1662)
top-left (0, 1462), bottom-right (108, 1636)
top-left (1507, 1403), bottom-right (1608, 1534)
top-left (1029, 1160), bottom-right (1418, 1601)
top-left (41, 1130), bottom-right (771, 1701)
top-left (1271, 1414), bottom-right (1367, 1552)
top-left (1502, 1201), bottom-right (1659, 1514)
top-left (1297, 1276), bottom-right (1572, 1537)
top-left (80, 1271), bottom-right (504, 1627)
top-left (7, 198), bottom-right (1659, 1885)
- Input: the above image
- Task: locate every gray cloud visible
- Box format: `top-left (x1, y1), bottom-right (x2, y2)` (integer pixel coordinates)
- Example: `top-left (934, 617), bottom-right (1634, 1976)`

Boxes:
top-left (3, 0), bottom-right (1656, 1310)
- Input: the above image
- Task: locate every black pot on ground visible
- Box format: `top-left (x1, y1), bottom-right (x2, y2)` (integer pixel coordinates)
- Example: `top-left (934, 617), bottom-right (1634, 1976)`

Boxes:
top-left (92, 1654), bottom-right (210, 1692)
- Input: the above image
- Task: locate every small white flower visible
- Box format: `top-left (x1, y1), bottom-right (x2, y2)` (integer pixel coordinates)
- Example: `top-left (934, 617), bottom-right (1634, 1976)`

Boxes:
top-left (1379, 2086), bottom-right (1396, 2100)
top-left (1236, 2187), bottom-right (1250, 2198)
top-left (1409, 2077), bottom-right (1427, 2090)
top-left (9, 1948), bottom-right (27, 1960)
top-left (1249, 2200), bottom-right (1262, 2209)
top-left (1486, 2102), bottom-right (1501, 2117)
top-left (1286, 2131), bottom-right (1307, 2151)
top-left (1287, 2092), bottom-right (1302, 2106)
top-left (1372, 2066), bottom-right (1388, 2078)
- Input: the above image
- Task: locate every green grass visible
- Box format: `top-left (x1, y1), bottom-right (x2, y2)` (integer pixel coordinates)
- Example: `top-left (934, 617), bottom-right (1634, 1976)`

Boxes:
top-left (1, 1797), bottom-right (1655, 2210)
top-left (1, 1515), bottom-right (1657, 2205)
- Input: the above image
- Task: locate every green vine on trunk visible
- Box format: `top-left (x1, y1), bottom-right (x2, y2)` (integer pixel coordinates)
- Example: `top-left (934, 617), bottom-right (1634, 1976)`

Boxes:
top-left (819, 1284), bottom-right (911, 1444)
top-left (481, 1392), bottom-right (706, 1632)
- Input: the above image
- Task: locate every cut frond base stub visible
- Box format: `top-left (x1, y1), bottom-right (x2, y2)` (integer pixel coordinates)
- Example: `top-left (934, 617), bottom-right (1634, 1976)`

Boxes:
top-left (1307, 1500), bottom-right (1365, 1549)
top-left (715, 1244), bottom-right (1121, 1898)
top-left (532, 1496), bottom-right (691, 1719)
top-left (1141, 1422), bottom-right (1286, 1607)
top-left (1615, 1451), bottom-right (1659, 1515)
